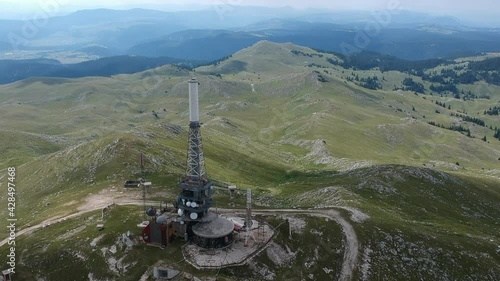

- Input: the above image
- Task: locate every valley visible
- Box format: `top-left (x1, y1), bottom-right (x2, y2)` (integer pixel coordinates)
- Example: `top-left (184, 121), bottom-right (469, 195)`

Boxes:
top-left (0, 40), bottom-right (499, 280)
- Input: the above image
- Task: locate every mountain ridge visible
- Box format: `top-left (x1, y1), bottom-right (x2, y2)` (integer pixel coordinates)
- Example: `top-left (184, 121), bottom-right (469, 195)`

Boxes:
top-left (0, 40), bottom-right (498, 280)
top-left (0, 55), bottom-right (197, 84)
top-left (2, 8), bottom-right (500, 62)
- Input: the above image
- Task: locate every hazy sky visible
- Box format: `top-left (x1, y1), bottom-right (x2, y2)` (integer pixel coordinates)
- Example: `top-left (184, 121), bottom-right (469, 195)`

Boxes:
top-left (0, 0), bottom-right (498, 10)
top-left (0, 0), bottom-right (498, 24)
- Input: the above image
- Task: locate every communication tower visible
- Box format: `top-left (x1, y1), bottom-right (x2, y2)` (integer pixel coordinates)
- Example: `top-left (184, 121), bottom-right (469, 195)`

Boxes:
top-left (176, 78), bottom-right (213, 222)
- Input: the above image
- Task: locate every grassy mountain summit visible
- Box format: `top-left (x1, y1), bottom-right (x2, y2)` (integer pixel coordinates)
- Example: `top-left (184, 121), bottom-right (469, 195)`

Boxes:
top-left (0, 41), bottom-right (499, 280)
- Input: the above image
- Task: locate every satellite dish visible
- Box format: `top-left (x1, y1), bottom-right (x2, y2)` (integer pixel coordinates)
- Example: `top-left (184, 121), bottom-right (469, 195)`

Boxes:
top-left (156, 216), bottom-right (167, 224)
top-left (191, 202), bottom-right (197, 208)
top-left (146, 207), bottom-right (156, 217)
top-left (180, 220), bottom-right (184, 225)
top-left (177, 209), bottom-right (184, 216)
top-left (186, 201), bottom-right (191, 207)
top-left (190, 213), bottom-right (198, 220)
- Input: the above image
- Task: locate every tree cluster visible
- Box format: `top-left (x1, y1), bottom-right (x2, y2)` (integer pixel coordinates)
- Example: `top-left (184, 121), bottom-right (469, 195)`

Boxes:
top-left (360, 76), bottom-right (382, 90)
top-left (469, 57), bottom-right (500, 72)
top-left (291, 49), bottom-right (323, 58)
top-left (306, 63), bottom-right (328, 69)
top-left (494, 128), bottom-right (500, 140)
top-left (480, 71), bottom-right (500, 86)
top-left (402, 77), bottom-right (425, 93)
top-left (198, 55), bottom-right (233, 67)
top-left (428, 121), bottom-right (471, 137)
top-left (327, 58), bottom-right (340, 65)
top-left (423, 69), bottom-right (480, 85)
top-left (334, 51), bottom-right (447, 73)
top-left (484, 106), bottom-right (500, 116)
top-left (313, 70), bottom-right (328, 83)
top-left (451, 113), bottom-right (486, 127)
top-left (430, 83), bottom-right (458, 94)
top-left (435, 100), bottom-right (450, 109)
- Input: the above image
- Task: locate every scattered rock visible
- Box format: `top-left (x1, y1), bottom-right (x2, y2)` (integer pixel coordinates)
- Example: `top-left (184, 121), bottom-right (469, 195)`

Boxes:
top-left (285, 216), bottom-right (306, 234)
top-left (281, 139), bottom-right (372, 171)
top-left (266, 242), bottom-right (296, 267)
top-left (360, 247), bottom-right (373, 281)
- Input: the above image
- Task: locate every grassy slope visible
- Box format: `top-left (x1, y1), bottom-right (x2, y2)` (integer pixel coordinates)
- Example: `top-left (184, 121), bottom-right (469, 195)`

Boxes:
top-left (1, 205), bottom-right (344, 281)
top-left (0, 41), bottom-right (499, 280)
top-left (284, 166), bottom-right (500, 280)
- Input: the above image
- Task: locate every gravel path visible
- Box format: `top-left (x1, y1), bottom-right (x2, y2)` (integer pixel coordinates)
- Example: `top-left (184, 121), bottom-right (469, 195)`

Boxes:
top-left (0, 201), bottom-right (360, 281)
top-left (220, 208), bottom-right (359, 281)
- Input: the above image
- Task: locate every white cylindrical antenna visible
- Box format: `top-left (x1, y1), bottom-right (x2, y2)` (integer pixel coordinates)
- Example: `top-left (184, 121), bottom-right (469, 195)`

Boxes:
top-left (188, 77), bottom-right (200, 122)
top-left (190, 212), bottom-right (198, 220)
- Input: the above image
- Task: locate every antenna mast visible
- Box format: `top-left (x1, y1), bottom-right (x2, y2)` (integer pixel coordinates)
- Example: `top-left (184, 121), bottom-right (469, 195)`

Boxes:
top-left (176, 77), bottom-right (213, 222)
top-left (245, 188), bottom-right (255, 246)
top-left (141, 153), bottom-right (146, 218)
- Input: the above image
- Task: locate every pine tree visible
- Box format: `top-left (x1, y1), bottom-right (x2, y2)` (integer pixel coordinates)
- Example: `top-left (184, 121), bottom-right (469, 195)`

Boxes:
top-left (494, 129), bottom-right (500, 140)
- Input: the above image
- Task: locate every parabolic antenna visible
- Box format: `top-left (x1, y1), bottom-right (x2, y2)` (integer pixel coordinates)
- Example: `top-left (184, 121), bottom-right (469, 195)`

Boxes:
top-left (146, 207), bottom-right (156, 217)
top-left (156, 216), bottom-right (167, 224)
top-left (190, 212), bottom-right (198, 220)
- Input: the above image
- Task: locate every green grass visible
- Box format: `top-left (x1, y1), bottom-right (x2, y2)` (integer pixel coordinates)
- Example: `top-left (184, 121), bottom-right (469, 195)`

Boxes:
top-left (0, 205), bottom-right (345, 281)
top-left (0, 130), bottom-right (63, 168)
top-left (0, 40), bottom-right (499, 280)
top-left (0, 205), bottom-right (217, 281)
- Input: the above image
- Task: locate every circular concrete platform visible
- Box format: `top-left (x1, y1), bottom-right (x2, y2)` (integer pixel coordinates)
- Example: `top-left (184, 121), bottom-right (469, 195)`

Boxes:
top-left (192, 213), bottom-right (234, 239)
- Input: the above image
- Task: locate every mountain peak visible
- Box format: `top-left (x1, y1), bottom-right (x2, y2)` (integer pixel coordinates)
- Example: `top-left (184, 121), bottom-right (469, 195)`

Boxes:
top-left (240, 40), bottom-right (295, 54)
top-left (195, 40), bottom-right (342, 76)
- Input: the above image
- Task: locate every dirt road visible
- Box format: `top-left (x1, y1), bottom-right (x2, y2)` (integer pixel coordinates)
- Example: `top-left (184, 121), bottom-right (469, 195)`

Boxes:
top-left (0, 201), bottom-right (359, 281)
top-left (220, 208), bottom-right (358, 281)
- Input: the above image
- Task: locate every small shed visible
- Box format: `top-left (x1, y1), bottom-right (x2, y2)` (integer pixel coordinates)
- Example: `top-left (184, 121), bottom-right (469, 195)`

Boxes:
top-left (153, 267), bottom-right (180, 280)
top-left (124, 180), bottom-right (141, 188)
top-left (0, 269), bottom-right (12, 281)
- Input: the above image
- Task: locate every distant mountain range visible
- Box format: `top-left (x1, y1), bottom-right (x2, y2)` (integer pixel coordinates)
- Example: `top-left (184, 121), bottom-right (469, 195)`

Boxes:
top-left (1, 8), bottom-right (500, 76)
top-left (0, 56), bottom-right (195, 84)
top-left (1, 40), bottom-right (499, 281)
top-left (127, 22), bottom-right (500, 61)
top-left (3, 38), bottom-right (500, 85)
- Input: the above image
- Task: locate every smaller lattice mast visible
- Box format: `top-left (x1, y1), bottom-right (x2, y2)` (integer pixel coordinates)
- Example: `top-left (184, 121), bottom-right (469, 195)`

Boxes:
top-left (245, 188), bottom-right (256, 246)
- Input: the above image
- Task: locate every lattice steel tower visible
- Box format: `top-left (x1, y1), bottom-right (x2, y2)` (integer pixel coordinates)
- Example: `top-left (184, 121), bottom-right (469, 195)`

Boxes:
top-left (176, 77), bottom-right (213, 222)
